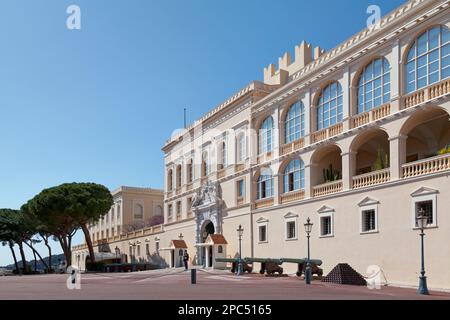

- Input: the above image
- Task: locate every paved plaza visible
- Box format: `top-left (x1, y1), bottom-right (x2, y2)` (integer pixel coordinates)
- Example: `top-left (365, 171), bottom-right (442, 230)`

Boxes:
top-left (0, 268), bottom-right (449, 300)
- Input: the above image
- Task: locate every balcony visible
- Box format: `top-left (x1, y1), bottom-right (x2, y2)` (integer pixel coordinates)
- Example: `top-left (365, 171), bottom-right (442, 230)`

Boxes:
top-left (312, 123), bottom-right (344, 143)
top-left (254, 197), bottom-right (274, 209)
top-left (352, 168), bottom-right (390, 189)
top-left (313, 180), bottom-right (343, 197)
top-left (280, 189), bottom-right (305, 204)
top-left (217, 169), bottom-right (226, 179)
top-left (403, 79), bottom-right (450, 109)
top-left (402, 154), bottom-right (450, 179)
top-left (186, 183), bottom-right (193, 191)
top-left (236, 197), bottom-right (244, 206)
top-left (280, 138), bottom-right (305, 156)
top-left (257, 151), bottom-right (273, 164)
top-left (351, 104), bottom-right (391, 128)
top-left (235, 163), bottom-right (245, 172)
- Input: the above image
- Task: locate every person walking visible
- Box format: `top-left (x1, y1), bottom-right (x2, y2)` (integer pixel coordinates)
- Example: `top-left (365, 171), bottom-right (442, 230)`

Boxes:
top-left (183, 250), bottom-right (189, 271)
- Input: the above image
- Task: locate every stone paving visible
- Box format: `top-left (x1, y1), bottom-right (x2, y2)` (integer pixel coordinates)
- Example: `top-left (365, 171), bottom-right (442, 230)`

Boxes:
top-left (0, 268), bottom-right (449, 300)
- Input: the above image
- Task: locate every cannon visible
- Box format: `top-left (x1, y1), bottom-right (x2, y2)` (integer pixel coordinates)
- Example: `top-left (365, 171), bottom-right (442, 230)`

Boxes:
top-left (244, 258), bottom-right (284, 275)
top-left (280, 258), bottom-right (323, 277)
top-left (215, 258), bottom-right (253, 274)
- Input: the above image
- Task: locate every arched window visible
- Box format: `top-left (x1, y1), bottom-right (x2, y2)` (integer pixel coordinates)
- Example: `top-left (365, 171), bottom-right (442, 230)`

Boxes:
top-left (176, 164), bottom-right (182, 188)
top-left (285, 101), bottom-right (305, 143)
top-left (167, 169), bottom-right (173, 191)
top-left (237, 133), bottom-right (246, 163)
top-left (202, 152), bottom-right (209, 177)
top-left (317, 82), bottom-right (343, 130)
top-left (221, 141), bottom-right (227, 168)
top-left (258, 116), bottom-right (274, 154)
top-left (187, 159), bottom-right (193, 183)
top-left (406, 26), bottom-right (449, 93)
top-left (357, 58), bottom-right (391, 113)
top-left (155, 205), bottom-right (163, 216)
top-left (283, 159), bottom-right (305, 193)
top-left (134, 204), bottom-right (144, 220)
top-left (257, 168), bottom-right (274, 199)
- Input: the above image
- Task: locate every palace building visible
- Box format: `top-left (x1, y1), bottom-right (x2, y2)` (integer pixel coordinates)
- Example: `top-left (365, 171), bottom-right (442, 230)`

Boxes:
top-left (73, 0), bottom-right (450, 290)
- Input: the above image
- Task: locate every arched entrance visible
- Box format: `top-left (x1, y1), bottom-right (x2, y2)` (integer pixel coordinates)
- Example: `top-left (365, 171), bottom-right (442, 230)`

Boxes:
top-left (201, 220), bottom-right (215, 267)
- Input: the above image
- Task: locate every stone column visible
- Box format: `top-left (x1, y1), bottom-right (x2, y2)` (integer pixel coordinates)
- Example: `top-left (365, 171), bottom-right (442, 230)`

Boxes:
top-left (389, 134), bottom-right (407, 180)
top-left (342, 67), bottom-right (351, 131)
top-left (341, 151), bottom-right (357, 191)
top-left (304, 164), bottom-right (313, 199)
top-left (391, 39), bottom-right (401, 113)
top-left (205, 246), bottom-right (210, 268)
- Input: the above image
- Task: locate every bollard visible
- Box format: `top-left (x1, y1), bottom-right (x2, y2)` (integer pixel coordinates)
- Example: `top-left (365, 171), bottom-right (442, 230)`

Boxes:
top-left (191, 268), bottom-right (196, 284)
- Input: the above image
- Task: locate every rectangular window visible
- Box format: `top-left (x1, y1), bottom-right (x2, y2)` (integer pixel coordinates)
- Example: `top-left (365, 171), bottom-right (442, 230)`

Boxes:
top-left (146, 243), bottom-right (150, 255)
top-left (320, 216), bottom-right (332, 236)
top-left (362, 209), bottom-right (376, 232)
top-left (117, 225), bottom-right (121, 235)
top-left (415, 200), bottom-right (433, 226)
top-left (168, 204), bottom-right (173, 217)
top-left (137, 245), bottom-right (141, 257)
top-left (176, 201), bottom-right (181, 215)
top-left (156, 241), bottom-right (160, 252)
top-left (286, 221), bottom-right (296, 240)
top-left (259, 225), bottom-right (267, 242)
top-left (237, 180), bottom-right (245, 198)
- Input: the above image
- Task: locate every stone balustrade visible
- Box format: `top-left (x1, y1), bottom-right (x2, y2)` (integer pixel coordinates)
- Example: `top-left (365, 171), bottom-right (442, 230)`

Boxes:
top-left (352, 168), bottom-right (390, 189)
top-left (428, 78), bottom-right (450, 100)
top-left (313, 180), bottom-right (343, 197)
top-left (280, 189), bottom-right (305, 204)
top-left (254, 197), bottom-right (274, 209)
top-left (402, 154), bottom-right (450, 178)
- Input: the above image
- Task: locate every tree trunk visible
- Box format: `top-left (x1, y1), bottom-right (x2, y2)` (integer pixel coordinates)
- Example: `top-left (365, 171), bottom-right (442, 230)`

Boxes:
top-left (33, 250), bottom-right (37, 272)
top-left (43, 237), bottom-right (52, 272)
top-left (8, 242), bottom-right (20, 274)
top-left (24, 241), bottom-right (49, 270)
top-left (81, 223), bottom-right (96, 263)
top-left (18, 243), bottom-right (27, 273)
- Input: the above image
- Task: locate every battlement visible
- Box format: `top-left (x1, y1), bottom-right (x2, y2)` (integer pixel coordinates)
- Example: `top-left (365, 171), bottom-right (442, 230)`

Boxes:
top-left (263, 41), bottom-right (325, 85)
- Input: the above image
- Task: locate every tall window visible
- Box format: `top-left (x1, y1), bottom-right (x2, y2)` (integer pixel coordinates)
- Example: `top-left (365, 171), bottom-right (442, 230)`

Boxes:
top-left (176, 165), bottom-right (182, 188)
top-left (237, 180), bottom-right (245, 198)
top-left (286, 221), bottom-right (296, 240)
top-left (168, 204), bottom-right (173, 217)
top-left (285, 101), bottom-right (305, 143)
top-left (283, 159), bottom-right (305, 193)
top-left (357, 58), bottom-right (391, 113)
top-left (406, 26), bottom-right (450, 93)
top-left (258, 116), bottom-right (274, 154)
top-left (134, 204), bottom-right (143, 220)
top-left (257, 169), bottom-right (274, 199)
top-left (187, 159), bottom-right (193, 183)
top-left (221, 141), bottom-right (227, 168)
top-left (167, 169), bottom-right (173, 191)
top-left (237, 133), bottom-right (246, 162)
top-left (202, 152), bottom-right (209, 177)
top-left (317, 82), bottom-right (343, 130)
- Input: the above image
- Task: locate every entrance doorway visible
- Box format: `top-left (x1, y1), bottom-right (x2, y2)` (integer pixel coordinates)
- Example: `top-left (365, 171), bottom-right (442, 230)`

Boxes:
top-left (201, 220), bottom-right (215, 267)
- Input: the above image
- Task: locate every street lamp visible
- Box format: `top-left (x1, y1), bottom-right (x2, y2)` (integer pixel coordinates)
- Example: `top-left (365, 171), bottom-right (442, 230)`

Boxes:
top-left (416, 209), bottom-right (429, 295)
top-left (236, 225), bottom-right (244, 276)
top-left (179, 233), bottom-right (184, 240)
top-left (304, 217), bottom-right (313, 285)
top-left (115, 246), bottom-right (120, 263)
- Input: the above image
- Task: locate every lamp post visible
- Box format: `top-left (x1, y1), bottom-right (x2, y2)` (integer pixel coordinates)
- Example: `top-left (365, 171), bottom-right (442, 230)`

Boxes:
top-left (236, 225), bottom-right (244, 276)
top-left (304, 217), bottom-right (313, 285)
top-left (417, 209), bottom-right (429, 295)
top-left (179, 233), bottom-right (184, 240)
top-left (115, 246), bottom-right (120, 263)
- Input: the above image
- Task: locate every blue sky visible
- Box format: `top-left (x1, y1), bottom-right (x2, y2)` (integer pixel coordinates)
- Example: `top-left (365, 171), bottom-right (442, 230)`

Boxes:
top-left (0, 0), bottom-right (406, 266)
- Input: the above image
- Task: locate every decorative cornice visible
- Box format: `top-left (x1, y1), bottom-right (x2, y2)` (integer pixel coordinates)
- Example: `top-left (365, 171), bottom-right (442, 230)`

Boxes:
top-left (251, 0), bottom-right (448, 116)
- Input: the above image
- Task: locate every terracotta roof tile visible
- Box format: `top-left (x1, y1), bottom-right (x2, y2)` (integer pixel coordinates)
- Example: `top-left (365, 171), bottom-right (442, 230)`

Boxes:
top-left (208, 234), bottom-right (228, 245)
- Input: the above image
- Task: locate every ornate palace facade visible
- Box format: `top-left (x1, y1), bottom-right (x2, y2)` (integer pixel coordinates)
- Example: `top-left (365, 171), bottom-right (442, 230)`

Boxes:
top-left (73, 0), bottom-right (450, 290)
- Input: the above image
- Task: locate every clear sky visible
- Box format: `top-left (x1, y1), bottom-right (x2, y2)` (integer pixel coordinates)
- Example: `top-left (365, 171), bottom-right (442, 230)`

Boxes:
top-left (0, 0), bottom-right (406, 266)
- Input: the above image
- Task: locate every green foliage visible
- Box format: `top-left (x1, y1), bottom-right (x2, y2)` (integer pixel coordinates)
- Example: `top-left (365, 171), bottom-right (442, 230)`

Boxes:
top-left (322, 164), bottom-right (341, 183)
top-left (86, 261), bottom-right (106, 272)
top-left (438, 144), bottom-right (450, 155)
top-left (372, 148), bottom-right (389, 171)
